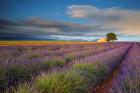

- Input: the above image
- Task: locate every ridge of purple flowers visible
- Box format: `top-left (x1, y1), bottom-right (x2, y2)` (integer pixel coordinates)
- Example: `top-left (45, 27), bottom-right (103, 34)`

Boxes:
top-left (109, 43), bottom-right (140, 93)
top-left (0, 42), bottom-right (132, 92)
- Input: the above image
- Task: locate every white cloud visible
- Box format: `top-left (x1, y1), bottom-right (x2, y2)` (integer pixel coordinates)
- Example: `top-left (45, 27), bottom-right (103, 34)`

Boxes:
top-left (49, 35), bottom-right (100, 41)
top-left (67, 5), bottom-right (140, 35)
top-left (67, 5), bottom-right (119, 19)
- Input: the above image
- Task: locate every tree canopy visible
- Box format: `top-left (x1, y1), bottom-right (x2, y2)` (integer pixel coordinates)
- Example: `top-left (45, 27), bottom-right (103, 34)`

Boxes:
top-left (107, 33), bottom-right (117, 42)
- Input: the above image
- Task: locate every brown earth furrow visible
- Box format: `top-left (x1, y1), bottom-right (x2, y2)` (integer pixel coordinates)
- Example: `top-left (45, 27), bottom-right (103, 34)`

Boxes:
top-left (90, 43), bottom-right (134, 93)
top-left (91, 65), bottom-right (120, 93)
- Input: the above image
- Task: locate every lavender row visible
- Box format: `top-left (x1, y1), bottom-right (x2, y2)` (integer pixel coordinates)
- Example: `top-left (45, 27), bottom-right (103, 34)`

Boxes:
top-left (72, 44), bottom-right (131, 73)
top-left (0, 42), bottom-right (125, 66)
top-left (0, 43), bottom-right (127, 91)
top-left (0, 44), bottom-right (100, 63)
top-left (13, 44), bottom-right (131, 93)
top-left (109, 43), bottom-right (140, 93)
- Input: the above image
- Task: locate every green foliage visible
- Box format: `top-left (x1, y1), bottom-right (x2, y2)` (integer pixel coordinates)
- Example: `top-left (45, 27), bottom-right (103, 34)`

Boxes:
top-left (15, 84), bottom-right (33, 93)
top-left (65, 55), bottom-right (75, 62)
top-left (28, 54), bottom-right (41, 60)
top-left (73, 63), bottom-right (96, 84)
top-left (0, 58), bottom-right (65, 90)
top-left (73, 63), bottom-right (108, 85)
top-left (107, 32), bottom-right (117, 42)
top-left (73, 63), bottom-right (95, 72)
top-left (35, 71), bottom-right (88, 93)
top-left (0, 64), bottom-right (41, 89)
top-left (0, 67), bottom-right (6, 88)
top-left (6, 65), bottom-right (32, 84)
top-left (42, 60), bottom-right (65, 69)
top-left (93, 63), bottom-right (108, 83)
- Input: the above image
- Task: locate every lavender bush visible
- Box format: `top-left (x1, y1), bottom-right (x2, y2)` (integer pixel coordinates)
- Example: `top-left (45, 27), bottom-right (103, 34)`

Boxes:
top-left (109, 43), bottom-right (140, 93)
top-left (0, 43), bottom-right (131, 92)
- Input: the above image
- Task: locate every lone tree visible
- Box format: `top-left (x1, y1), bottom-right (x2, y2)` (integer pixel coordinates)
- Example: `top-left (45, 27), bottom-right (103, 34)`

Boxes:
top-left (107, 32), bottom-right (117, 42)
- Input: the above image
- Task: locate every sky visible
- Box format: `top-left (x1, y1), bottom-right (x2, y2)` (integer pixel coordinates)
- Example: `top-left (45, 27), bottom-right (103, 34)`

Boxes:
top-left (0, 0), bottom-right (140, 41)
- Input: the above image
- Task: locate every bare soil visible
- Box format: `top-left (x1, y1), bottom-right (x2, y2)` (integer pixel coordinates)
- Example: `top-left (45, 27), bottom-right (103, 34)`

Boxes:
top-left (90, 65), bottom-right (120, 93)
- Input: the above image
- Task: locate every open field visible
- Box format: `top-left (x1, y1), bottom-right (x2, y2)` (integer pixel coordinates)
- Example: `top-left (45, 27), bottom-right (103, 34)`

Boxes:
top-left (0, 41), bottom-right (97, 46)
top-left (0, 42), bottom-right (139, 93)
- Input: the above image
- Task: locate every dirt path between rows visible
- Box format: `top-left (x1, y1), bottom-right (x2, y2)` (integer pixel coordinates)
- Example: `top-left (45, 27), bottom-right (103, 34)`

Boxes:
top-left (90, 43), bottom-right (133, 93)
top-left (91, 65), bottom-right (120, 93)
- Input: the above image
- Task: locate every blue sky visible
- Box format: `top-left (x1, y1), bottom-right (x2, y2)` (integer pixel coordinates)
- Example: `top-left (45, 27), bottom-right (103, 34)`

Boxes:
top-left (1, 0), bottom-right (140, 21)
top-left (0, 0), bottom-right (140, 41)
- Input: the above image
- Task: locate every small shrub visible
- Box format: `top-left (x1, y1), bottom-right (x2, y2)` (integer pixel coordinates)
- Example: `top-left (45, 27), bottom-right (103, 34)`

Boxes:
top-left (36, 71), bottom-right (88, 93)
top-left (73, 63), bottom-right (96, 84)
top-left (65, 55), bottom-right (75, 62)
top-left (28, 63), bottom-right (42, 75)
top-left (94, 63), bottom-right (108, 84)
top-left (73, 63), bottom-right (95, 72)
top-left (15, 83), bottom-right (33, 93)
top-left (0, 67), bottom-right (7, 89)
top-left (28, 54), bottom-right (40, 60)
top-left (6, 65), bottom-right (32, 86)
top-left (0, 65), bottom-right (34, 91)
top-left (42, 60), bottom-right (65, 69)
top-left (73, 63), bottom-right (108, 85)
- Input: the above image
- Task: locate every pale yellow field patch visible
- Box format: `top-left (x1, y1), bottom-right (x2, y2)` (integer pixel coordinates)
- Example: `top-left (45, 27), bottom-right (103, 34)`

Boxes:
top-left (0, 41), bottom-right (99, 46)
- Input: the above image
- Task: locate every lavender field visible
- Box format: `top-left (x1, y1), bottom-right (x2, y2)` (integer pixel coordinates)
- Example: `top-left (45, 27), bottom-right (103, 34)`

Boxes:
top-left (0, 42), bottom-right (139, 93)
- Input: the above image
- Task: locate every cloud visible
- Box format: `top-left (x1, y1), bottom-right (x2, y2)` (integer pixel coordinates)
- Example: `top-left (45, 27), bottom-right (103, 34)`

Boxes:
top-left (1, 17), bottom-right (116, 38)
top-left (67, 5), bottom-right (120, 22)
top-left (0, 16), bottom-right (139, 41)
top-left (0, 18), bottom-right (101, 39)
top-left (46, 35), bottom-right (100, 41)
top-left (67, 5), bottom-right (140, 35)
top-left (0, 18), bottom-right (105, 41)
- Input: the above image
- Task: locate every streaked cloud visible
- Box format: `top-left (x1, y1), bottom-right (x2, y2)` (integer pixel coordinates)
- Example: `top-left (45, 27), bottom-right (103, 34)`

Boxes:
top-left (0, 17), bottom-right (114, 38)
top-left (67, 5), bottom-right (120, 21)
top-left (0, 18), bottom-right (104, 41)
top-left (67, 5), bottom-right (140, 35)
